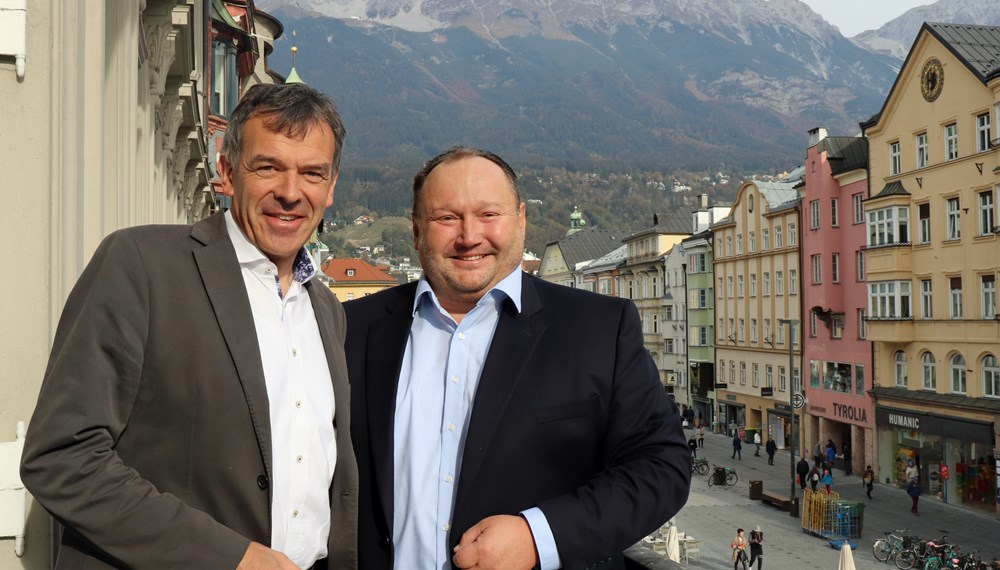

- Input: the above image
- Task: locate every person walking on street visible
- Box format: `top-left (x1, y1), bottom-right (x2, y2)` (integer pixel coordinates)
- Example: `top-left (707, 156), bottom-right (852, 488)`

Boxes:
top-left (796, 458), bottom-right (811, 490)
top-left (808, 465), bottom-right (821, 492)
top-left (821, 469), bottom-right (834, 495)
top-left (732, 433), bottom-right (743, 460)
top-left (688, 436), bottom-right (698, 458)
top-left (907, 477), bottom-right (922, 515)
top-left (905, 460), bottom-right (918, 482)
top-left (731, 528), bottom-right (749, 570)
top-left (863, 465), bottom-right (875, 499)
top-left (748, 525), bottom-right (763, 570)
top-left (753, 431), bottom-right (761, 456)
top-left (697, 426), bottom-right (705, 448)
top-left (825, 439), bottom-right (837, 466)
top-left (765, 437), bottom-right (777, 466)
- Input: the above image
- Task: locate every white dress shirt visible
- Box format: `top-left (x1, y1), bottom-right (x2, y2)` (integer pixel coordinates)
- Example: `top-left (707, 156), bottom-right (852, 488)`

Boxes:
top-left (225, 211), bottom-right (336, 568)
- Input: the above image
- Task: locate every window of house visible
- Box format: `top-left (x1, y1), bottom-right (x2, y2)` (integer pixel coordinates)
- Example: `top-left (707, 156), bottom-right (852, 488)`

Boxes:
top-left (810, 200), bottom-right (821, 229)
top-left (738, 318), bottom-right (745, 342)
top-left (832, 314), bottom-right (844, 339)
top-left (753, 363), bottom-right (760, 387)
top-left (984, 355), bottom-right (1000, 398)
top-left (921, 352), bottom-right (936, 390)
top-left (857, 308), bottom-right (866, 339)
top-left (750, 274), bottom-right (758, 297)
top-left (916, 132), bottom-right (928, 168)
top-left (790, 269), bottom-right (798, 294)
top-left (950, 276), bottom-right (963, 319)
top-left (979, 189), bottom-right (995, 236)
top-left (951, 353), bottom-right (967, 393)
top-left (894, 351), bottom-right (907, 387)
top-left (867, 206), bottom-right (909, 246)
top-left (945, 123), bottom-right (958, 161)
top-left (982, 274), bottom-right (997, 319)
top-left (889, 141), bottom-right (901, 175)
top-left (763, 272), bottom-right (771, 296)
top-left (665, 304), bottom-right (674, 321)
top-left (766, 365), bottom-right (773, 388)
top-left (751, 318), bottom-right (758, 342)
top-left (774, 225), bottom-right (783, 247)
top-left (794, 367), bottom-right (801, 393)
top-left (698, 326), bottom-right (709, 346)
top-left (947, 198), bottom-right (961, 240)
top-left (719, 360), bottom-right (726, 382)
top-left (728, 318), bottom-right (734, 339)
top-left (856, 251), bottom-right (865, 281)
top-left (737, 235), bottom-right (743, 255)
top-left (652, 314), bottom-right (659, 334)
top-left (776, 271), bottom-right (784, 295)
top-left (764, 318), bottom-right (772, 343)
top-left (831, 198), bottom-right (839, 227)
top-left (738, 275), bottom-right (744, 297)
top-left (346, 292), bottom-right (355, 300)
top-left (346, 269), bottom-right (356, 276)
top-left (665, 338), bottom-right (675, 354)
top-left (831, 253), bottom-right (840, 283)
top-left (730, 362), bottom-right (736, 383)
top-left (718, 318), bottom-right (724, 340)
top-left (977, 112), bottom-right (992, 153)
top-left (762, 229), bottom-right (770, 250)
top-left (689, 252), bottom-right (707, 272)
top-left (779, 366), bottom-right (787, 391)
top-left (727, 276), bottom-right (734, 298)
top-left (921, 279), bottom-right (933, 319)
top-left (748, 193), bottom-right (754, 213)
top-left (212, 39), bottom-right (239, 117)
top-left (809, 310), bottom-right (817, 337)
top-left (868, 281), bottom-right (912, 319)
top-left (812, 254), bottom-right (822, 284)
top-left (749, 231), bottom-right (756, 253)
top-left (740, 362), bottom-right (747, 385)
top-left (853, 193), bottom-right (864, 224)
top-left (918, 203), bottom-right (931, 243)
top-left (777, 323), bottom-right (785, 345)
top-left (789, 223), bottom-right (797, 245)
top-left (727, 236), bottom-right (733, 256)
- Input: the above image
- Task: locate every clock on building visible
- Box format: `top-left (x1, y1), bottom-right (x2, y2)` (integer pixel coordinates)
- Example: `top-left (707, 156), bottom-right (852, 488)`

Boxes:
top-left (920, 58), bottom-right (944, 102)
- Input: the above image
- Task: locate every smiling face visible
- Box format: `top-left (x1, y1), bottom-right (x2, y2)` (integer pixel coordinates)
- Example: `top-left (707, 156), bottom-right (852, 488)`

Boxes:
top-left (219, 114), bottom-right (338, 276)
top-left (413, 155), bottom-right (526, 315)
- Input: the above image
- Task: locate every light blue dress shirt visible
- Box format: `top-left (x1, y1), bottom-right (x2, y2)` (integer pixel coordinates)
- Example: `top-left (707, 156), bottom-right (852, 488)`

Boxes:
top-left (393, 268), bottom-right (560, 570)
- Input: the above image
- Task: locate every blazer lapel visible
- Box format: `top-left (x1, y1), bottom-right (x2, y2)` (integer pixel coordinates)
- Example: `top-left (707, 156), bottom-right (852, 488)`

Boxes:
top-left (456, 274), bottom-right (545, 503)
top-left (365, 286), bottom-right (416, 526)
top-left (191, 215), bottom-right (273, 480)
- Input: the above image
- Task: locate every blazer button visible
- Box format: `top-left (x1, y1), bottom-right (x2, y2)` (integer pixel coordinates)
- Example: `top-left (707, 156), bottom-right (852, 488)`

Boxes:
top-left (257, 475), bottom-right (269, 490)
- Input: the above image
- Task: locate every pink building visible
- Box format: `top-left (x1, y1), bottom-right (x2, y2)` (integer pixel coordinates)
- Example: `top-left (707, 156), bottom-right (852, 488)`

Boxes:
top-left (800, 128), bottom-right (873, 475)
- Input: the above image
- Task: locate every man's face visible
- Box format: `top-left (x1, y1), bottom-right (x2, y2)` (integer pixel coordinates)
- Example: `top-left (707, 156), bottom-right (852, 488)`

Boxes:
top-left (413, 156), bottom-right (526, 311)
top-left (219, 115), bottom-right (338, 271)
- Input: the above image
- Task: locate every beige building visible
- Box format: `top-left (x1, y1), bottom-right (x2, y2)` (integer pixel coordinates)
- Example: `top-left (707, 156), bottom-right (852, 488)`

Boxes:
top-left (862, 23), bottom-right (999, 516)
top-left (0, 2), bottom-right (283, 564)
top-left (322, 257), bottom-right (399, 302)
top-left (713, 180), bottom-right (803, 449)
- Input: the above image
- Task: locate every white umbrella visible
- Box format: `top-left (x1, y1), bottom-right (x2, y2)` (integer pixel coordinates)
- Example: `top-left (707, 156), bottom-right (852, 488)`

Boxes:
top-left (664, 524), bottom-right (680, 563)
top-left (838, 541), bottom-right (856, 570)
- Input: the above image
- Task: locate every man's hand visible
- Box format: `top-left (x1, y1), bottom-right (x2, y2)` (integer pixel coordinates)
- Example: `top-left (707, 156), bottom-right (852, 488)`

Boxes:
top-left (236, 542), bottom-right (300, 570)
top-left (452, 514), bottom-right (540, 569)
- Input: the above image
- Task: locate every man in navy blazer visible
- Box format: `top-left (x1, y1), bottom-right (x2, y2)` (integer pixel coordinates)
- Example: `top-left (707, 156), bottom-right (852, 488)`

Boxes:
top-left (345, 147), bottom-right (690, 569)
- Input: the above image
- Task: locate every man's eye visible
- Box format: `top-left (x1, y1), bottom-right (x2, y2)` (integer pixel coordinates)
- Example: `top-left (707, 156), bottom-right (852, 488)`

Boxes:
top-left (303, 171), bottom-right (327, 183)
top-left (433, 215), bottom-right (459, 224)
top-left (252, 165), bottom-right (279, 178)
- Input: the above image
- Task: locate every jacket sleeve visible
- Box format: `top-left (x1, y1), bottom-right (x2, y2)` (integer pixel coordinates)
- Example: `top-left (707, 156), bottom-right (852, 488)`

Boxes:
top-left (537, 300), bottom-right (691, 567)
top-left (19, 231), bottom-right (250, 569)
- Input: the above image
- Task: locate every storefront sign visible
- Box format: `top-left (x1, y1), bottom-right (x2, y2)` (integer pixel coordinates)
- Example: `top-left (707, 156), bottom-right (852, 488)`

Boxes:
top-left (726, 394), bottom-right (738, 401)
top-left (876, 407), bottom-right (993, 445)
top-left (887, 412), bottom-right (920, 430)
top-left (715, 383), bottom-right (728, 390)
top-left (760, 387), bottom-right (773, 397)
top-left (774, 403), bottom-right (791, 412)
top-left (833, 403), bottom-right (868, 423)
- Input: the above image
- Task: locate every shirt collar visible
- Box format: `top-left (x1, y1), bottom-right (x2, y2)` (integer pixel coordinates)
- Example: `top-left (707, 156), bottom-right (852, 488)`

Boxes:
top-left (224, 210), bottom-right (317, 284)
top-left (412, 266), bottom-right (523, 317)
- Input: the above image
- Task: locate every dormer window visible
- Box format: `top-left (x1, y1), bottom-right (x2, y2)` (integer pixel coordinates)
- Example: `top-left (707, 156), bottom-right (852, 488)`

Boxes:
top-left (346, 269), bottom-right (356, 277)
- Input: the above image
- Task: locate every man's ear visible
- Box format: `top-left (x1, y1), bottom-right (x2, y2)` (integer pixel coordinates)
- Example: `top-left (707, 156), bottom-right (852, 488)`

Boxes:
top-left (217, 155), bottom-right (235, 197)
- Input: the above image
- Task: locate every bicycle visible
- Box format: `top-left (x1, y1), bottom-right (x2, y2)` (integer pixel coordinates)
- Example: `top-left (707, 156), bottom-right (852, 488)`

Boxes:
top-left (707, 465), bottom-right (738, 486)
top-left (691, 457), bottom-right (710, 476)
top-left (894, 534), bottom-right (947, 569)
top-left (873, 529), bottom-right (915, 566)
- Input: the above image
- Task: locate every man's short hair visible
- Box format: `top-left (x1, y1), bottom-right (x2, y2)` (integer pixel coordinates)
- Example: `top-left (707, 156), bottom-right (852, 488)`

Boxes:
top-left (221, 83), bottom-right (347, 173)
top-left (412, 146), bottom-right (520, 216)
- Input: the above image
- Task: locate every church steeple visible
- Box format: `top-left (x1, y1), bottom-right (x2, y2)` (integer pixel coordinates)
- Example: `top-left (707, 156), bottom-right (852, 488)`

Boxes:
top-left (286, 31), bottom-right (304, 84)
top-left (567, 206), bottom-right (587, 236)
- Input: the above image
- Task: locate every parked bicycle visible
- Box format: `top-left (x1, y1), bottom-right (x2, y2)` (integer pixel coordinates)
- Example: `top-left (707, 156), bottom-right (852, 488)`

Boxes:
top-left (707, 465), bottom-right (738, 486)
top-left (894, 534), bottom-right (948, 569)
top-left (691, 457), bottom-right (710, 476)
top-left (873, 529), bottom-right (918, 568)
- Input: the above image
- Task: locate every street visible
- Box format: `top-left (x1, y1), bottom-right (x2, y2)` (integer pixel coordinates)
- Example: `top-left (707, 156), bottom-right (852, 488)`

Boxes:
top-left (662, 427), bottom-right (1000, 569)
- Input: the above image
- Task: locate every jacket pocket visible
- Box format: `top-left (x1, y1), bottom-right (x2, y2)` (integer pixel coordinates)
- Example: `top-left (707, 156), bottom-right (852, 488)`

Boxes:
top-left (534, 395), bottom-right (598, 424)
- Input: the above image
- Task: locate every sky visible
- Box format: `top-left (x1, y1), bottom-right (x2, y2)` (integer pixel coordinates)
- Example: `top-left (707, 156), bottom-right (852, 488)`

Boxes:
top-left (800, 0), bottom-right (933, 37)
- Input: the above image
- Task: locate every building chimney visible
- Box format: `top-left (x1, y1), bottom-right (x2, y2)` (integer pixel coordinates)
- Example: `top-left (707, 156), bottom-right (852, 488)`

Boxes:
top-left (808, 127), bottom-right (828, 147)
top-left (700, 193), bottom-right (708, 209)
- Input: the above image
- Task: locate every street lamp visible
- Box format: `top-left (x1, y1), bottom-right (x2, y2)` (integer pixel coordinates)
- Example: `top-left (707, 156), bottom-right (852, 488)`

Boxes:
top-left (778, 318), bottom-right (799, 515)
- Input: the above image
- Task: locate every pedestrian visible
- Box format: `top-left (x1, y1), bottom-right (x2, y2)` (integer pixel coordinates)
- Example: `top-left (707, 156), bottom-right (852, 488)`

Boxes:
top-left (753, 431), bottom-right (762, 456)
top-left (808, 464), bottom-right (821, 492)
top-left (905, 459), bottom-right (918, 482)
top-left (796, 457), bottom-right (810, 489)
top-left (907, 477), bottom-right (922, 515)
top-left (748, 525), bottom-right (763, 570)
top-left (765, 437), bottom-right (777, 466)
top-left (697, 426), bottom-right (705, 448)
top-left (731, 528), bottom-right (749, 570)
top-left (688, 436), bottom-right (698, 458)
top-left (732, 433), bottom-right (743, 460)
top-left (842, 442), bottom-right (853, 475)
top-left (822, 468), bottom-right (834, 495)
top-left (813, 441), bottom-right (823, 465)
top-left (863, 465), bottom-right (875, 499)
top-left (825, 439), bottom-right (837, 465)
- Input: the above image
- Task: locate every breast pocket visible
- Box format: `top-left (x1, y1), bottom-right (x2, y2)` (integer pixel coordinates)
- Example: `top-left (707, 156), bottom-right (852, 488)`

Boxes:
top-left (533, 395), bottom-right (600, 424)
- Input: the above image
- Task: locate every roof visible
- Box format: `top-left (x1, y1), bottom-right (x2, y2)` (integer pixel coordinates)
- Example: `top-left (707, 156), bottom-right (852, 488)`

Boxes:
top-left (818, 136), bottom-right (869, 175)
top-left (872, 386), bottom-right (1000, 414)
top-left (754, 181), bottom-right (800, 210)
top-left (627, 210), bottom-right (691, 239)
top-left (927, 23), bottom-right (1000, 82)
top-left (321, 258), bottom-right (397, 284)
top-left (585, 244), bottom-right (627, 272)
top-left (871, 180), bottom-right (910, 199)
top-left (550, 228), bottom-right (623, 269)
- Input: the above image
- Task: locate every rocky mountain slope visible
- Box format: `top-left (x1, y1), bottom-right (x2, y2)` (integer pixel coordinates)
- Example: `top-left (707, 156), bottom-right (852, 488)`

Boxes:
top-left (852, 0), bottom-right (1000, 60)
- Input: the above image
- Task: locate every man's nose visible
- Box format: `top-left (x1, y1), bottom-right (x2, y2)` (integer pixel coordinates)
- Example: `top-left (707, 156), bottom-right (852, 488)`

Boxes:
top-left (272, 172), bottom-right (303, 203)
top-left (455, 215), bottom-right (484, 244)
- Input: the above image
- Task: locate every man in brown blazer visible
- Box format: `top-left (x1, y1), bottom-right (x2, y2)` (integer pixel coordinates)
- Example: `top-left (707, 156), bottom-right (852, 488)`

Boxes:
top-left (20, 84), bottom-right (358, 569)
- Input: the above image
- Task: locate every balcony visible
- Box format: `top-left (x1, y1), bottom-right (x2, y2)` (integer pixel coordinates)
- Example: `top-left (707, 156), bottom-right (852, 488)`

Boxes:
top-left (863, 244), bottom-right (912, 279)
top-left (865, 318), bottom-right (914, 342)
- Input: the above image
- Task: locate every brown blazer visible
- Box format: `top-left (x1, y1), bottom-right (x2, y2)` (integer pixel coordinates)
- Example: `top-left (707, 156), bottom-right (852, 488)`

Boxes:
top-left (20, 214), bottom-right (358, 569)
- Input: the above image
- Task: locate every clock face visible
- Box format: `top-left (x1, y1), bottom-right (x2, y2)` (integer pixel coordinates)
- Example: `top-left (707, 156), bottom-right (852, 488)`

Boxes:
top-left (921, 58), bottom-right (944, 102)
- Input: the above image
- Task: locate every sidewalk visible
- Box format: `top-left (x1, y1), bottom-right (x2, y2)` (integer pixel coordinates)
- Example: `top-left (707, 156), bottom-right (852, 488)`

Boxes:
top-left (668, 427), bottom-right (999, 569)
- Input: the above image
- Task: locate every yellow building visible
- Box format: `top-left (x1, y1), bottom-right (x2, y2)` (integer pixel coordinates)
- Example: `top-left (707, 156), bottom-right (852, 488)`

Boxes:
top-left (322, 258), bottom-right (399, 302)
top-left (713, 180), bottom-right (803, 450)
top-left (862, 23), bottom-right (999, 516)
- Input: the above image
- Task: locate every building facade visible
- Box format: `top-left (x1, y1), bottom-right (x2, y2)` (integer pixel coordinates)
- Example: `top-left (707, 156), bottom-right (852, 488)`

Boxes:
top-left (862, 23), bottom-right (999, 516)
top-left (800, 128), bottom-right (874, 475)
top-left (713, 181), bottom-right (803, 450)
top-left (321, 257), bottom-right (399, 302)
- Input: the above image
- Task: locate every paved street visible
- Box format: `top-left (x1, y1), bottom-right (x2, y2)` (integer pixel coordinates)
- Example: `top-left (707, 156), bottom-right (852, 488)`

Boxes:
top-left (663, 427), bottom-right (1000, 569)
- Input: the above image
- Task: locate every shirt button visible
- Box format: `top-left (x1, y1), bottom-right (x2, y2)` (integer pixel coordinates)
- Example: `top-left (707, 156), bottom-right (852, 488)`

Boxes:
top-left (295, 400), bottom-right (302, 408)
top-left (451, 375), bottom-right (459, 384)
top-left (266, 267), bottom-right (273, 274)
top-left (257, 475), bottom-right (269, 490)
top-left (443, 523), bottom-right (450, 532)
top-left (292, 349), bottom-right (298, 357)
top-left (293, 510), bottom-right (300, 518)
top-left (448, 423), bottom-right (456, 431)
top-left (445, 475), bottom-right (453, 483)
top-left (296, 455), bottom-right (303, 463)
top-left (457, 332), bottom-right (466, 340)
